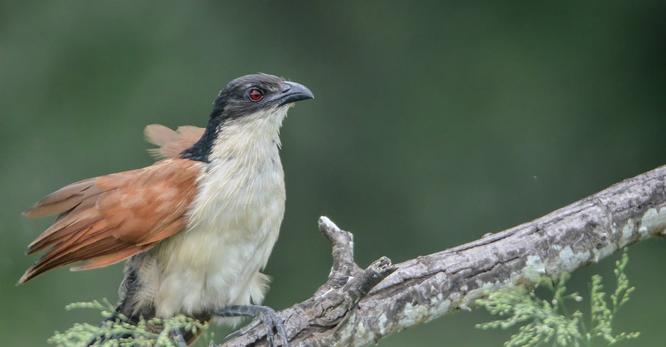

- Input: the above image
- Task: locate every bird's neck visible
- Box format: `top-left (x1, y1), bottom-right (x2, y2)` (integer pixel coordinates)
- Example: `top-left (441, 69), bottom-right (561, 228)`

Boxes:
top-left (181, 107), bottom-right (289, 163)
top-left (207, 107), bottom-right (288, 165)
top-left (180, 116), bottom-right (224, 162)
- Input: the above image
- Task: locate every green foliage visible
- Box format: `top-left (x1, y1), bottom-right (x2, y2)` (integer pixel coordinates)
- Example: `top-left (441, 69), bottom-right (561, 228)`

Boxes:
top-left (48, 299), bottom-right (211, 347)
top-left (476, 249), bottom-right (639, 347)
top-left (587, 251), bottom-right (639, 345)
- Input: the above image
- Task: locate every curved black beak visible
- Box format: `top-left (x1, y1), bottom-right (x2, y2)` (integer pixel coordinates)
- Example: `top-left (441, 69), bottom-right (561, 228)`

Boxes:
top-left (276, 81), bottom-right (315, 106)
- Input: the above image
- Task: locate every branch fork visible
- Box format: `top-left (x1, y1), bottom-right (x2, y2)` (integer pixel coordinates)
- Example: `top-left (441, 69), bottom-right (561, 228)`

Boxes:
top-left (221, 217), bottom-right (396, 346)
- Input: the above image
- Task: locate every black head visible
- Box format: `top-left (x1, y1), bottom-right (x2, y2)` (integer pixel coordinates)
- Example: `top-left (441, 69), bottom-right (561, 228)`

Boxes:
top-left (211, 73), bottom-right (314, 120)
top-left (181, 73), bottom-right (314, 162)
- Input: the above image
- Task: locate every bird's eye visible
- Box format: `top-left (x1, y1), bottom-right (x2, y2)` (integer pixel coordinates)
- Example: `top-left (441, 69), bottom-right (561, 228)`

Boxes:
top-left (248, 88), bottom-right (264, 102)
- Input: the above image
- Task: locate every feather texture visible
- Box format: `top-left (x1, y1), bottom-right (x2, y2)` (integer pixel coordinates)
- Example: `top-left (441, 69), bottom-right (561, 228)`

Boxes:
top-left (144, 124), bottom-right (205, 159)
top-left (20, 159), bottom-right (204, 284)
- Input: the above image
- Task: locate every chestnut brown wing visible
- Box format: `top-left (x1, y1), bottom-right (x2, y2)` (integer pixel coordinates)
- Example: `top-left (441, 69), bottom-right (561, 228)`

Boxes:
top-left (144, 124), bottom-right (205, 159)
top-left (19, 159), bottom-right (203, 284)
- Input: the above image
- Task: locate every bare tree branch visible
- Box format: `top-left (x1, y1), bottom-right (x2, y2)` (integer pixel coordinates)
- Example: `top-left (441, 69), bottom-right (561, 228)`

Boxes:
top-left (222, 165), bottom-right (666, 347)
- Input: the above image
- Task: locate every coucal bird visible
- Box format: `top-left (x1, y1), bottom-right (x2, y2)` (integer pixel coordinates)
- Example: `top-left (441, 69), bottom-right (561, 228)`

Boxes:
top-left (19, 73), bottom-right (314, 345)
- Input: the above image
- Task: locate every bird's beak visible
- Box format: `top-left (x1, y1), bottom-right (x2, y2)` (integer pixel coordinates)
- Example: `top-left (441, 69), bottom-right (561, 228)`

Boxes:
top-left (276, 81), bottom-right (315, 106)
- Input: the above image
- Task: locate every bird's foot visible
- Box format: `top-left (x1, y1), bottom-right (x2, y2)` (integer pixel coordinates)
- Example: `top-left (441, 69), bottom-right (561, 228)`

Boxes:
top-left (169, 328), bottom-right (188, 347)
top-left (216, 305), bottom-right (288, 347)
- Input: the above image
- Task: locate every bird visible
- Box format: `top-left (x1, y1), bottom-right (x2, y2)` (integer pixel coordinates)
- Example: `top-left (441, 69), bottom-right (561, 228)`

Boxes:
top-left (19, 73), bottom-right (314, 346)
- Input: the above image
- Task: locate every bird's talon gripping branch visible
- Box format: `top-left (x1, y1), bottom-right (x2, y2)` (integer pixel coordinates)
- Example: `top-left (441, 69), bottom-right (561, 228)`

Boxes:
top-left (217, 305), bottom-right (289, 347)
top-left (225, 320), bottom-right (260, 340)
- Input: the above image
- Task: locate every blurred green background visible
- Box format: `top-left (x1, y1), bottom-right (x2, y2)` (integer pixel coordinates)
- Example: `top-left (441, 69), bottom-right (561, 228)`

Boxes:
top-left (1, 1), bottom-right (665, 346)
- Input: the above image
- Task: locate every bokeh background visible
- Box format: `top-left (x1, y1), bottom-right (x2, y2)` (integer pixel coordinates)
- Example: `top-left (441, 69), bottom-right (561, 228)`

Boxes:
top-left (1, 1), bottom-right (665, 346)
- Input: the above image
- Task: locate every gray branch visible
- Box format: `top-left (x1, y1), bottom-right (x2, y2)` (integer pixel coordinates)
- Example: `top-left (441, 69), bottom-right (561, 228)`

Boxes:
top-left (221, 165), bottom-right (666, 347)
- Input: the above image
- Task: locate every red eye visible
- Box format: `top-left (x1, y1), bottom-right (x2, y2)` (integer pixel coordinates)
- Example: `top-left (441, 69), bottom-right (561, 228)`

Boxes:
top-left (248, 88), bottom-right (264, 102)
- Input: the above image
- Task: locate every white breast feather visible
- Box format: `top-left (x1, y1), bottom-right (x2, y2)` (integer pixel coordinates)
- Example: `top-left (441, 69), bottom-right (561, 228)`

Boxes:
top-left (145, 107), bottom-right (289, 320)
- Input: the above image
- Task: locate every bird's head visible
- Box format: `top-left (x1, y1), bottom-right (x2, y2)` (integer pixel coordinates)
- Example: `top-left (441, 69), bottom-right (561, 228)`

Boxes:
top-left (181, 73), bottom-right (314, 162)
top-left (211, 73), bottom-right (314, 120)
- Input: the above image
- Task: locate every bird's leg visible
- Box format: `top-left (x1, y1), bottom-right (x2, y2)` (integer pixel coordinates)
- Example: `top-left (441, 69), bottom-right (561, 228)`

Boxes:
top-left (216, 305), bottom-right (288, 347)
top-left (169, 328), bottom-right (188, 347)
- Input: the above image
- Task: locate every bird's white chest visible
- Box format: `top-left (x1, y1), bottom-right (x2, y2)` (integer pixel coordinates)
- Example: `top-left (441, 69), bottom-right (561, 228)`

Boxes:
top-left (150, 111), bottom-right (287, 318)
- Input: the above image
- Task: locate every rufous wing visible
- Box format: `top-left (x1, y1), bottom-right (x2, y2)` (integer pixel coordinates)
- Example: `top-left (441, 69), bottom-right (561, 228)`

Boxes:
top-left (144, 124), bottom-right (205, 159)
top-left (19, 159), bottom-right (204, 284)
